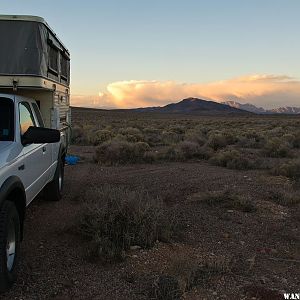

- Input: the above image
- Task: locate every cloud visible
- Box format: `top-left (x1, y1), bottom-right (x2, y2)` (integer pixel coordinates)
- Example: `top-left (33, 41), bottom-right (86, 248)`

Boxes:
top-left (71, 74), bottom-right (300, 109)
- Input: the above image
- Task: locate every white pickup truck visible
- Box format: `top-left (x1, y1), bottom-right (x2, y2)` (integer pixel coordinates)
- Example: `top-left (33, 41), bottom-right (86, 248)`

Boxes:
top-left (0, 15), bottom-right (71, 291)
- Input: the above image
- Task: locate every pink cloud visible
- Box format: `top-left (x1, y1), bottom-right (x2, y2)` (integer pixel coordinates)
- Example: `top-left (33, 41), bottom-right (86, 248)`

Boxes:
top-left (71, 74), bottom-right (300, 109)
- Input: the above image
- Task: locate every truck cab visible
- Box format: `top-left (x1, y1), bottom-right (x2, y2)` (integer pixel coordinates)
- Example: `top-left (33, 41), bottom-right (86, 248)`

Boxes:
top-left (0, 15), bottom-right (70, 292)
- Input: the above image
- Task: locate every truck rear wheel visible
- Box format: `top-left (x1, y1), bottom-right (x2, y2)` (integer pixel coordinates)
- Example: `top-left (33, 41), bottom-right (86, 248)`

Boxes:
top-left (0, 201), bottom-right (20, 292)
top-left (44, 158), bottom-right (64, 201)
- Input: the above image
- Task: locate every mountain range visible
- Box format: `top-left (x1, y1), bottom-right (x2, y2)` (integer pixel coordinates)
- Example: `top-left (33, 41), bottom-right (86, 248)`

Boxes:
top-left (75, 98), bottom-right (300, 115)
top-left (134, 98), bottom-right (300, 115)
top-left (222, 101), bottom-right (300, 114)
top-left (134, 98), bottom-right (250, 115)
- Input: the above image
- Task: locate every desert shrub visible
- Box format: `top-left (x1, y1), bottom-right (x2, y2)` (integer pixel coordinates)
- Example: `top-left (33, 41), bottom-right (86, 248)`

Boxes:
top-left (283, 134), bottom-right (296, 146)
top-left (143, 151), bottom-right (158, 163)
top-left (209, 149), bottom-right (257, 170)
top-left (263, 137), bottom-right (292, 158)
top-left (168, 125), bottom-right (186, 134)
top-left (143, 127), bottom-right (162, 146)
top-left (89, 129), bottom-right (113, 145)
top-left (194, 125), bottom-right (210, 136)
top-left (79, 186), bottom-right (177, 262)
top-left (112, 133), bottom-right (127, 142)
top-left (151, 275), bottom-right (182, 300)
top-left (164, 146), bottom-right (184, 161)
top-left (118, 127), bottom-right (144, 142)
top-left (206, 133), bottom-right (228, 150)
top-left (237, 136), bottom-right (256, 148)
top-left (166, 255), bottom-right (232, 294)
top-left (134, 141), bottom-right (151, 154)
top-left (162, 130), bottom-right (183, 145)
top-left (267, 126), bottom-right (285, 137)
top-left (223, 131), bottom-right (238, 145)
top-left (267, 190), bottom-right (300, 206)
top-left (184, 130), bottom-right (206, 146)
top-left (197, 146), bottom-right (214, 160)
top-left (71, 126), bottom-right (88, 144)
top-left (94, 140), bottom-right (150, 164)
top-left (199, 190), bottom-right (257, 212)
top-left (291, 131), bottom-right (300, 148)
top-left (177, 141), bottom-right (201, 159)
top-left (237, 132), bottom-right (265, 149)
top-left (271, 160), bottom-right (300, 180)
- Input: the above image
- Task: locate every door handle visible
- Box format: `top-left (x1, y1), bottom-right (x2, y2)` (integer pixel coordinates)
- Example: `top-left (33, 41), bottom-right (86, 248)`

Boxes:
top-left (18, 164), bottom-right (25, 171)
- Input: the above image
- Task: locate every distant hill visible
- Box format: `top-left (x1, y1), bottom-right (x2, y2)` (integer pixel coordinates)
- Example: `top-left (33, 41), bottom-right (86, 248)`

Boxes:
top-left (222, 101), bottom-right (300, 115)
top-left (134, 98), bottom-right (251, 115)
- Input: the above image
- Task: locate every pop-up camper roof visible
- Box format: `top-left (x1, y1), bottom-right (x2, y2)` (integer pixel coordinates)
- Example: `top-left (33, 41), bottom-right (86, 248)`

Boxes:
top-left (0, 15), bottom-right (70, 87)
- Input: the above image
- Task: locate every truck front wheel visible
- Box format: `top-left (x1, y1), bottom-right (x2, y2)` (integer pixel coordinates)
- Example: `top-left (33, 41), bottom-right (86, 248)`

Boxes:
top-left (0, 201), bottom-right (21, 292)
top-left (44, 157), bottom-right (64, 201)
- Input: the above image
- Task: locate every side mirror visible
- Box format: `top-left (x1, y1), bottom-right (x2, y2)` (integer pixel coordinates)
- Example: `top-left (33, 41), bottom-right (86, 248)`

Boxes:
top-left (22, 126), bottom-right (60, 145)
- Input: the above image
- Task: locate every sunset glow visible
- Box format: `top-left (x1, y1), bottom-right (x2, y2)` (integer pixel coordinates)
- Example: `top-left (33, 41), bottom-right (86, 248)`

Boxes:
top-left (71, 75), bottom-right (300, 109)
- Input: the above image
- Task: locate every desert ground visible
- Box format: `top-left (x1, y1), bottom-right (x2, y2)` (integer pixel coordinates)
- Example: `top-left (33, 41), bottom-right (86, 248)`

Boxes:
top-left (4, 108), bottom-right (300, 300)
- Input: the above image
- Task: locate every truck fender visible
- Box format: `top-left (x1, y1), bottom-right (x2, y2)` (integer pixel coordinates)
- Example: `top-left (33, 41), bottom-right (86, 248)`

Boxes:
top-left (0, 176), bottom-right (26, 239)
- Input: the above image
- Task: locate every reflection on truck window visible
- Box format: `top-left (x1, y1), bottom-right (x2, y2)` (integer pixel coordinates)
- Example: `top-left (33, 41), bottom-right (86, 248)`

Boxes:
top-left (19, 102), bottom-right (36, 135)
top-left (31, 102), bottom-right (45, 127)
top-left (0, 98), bottom-right (14, 141)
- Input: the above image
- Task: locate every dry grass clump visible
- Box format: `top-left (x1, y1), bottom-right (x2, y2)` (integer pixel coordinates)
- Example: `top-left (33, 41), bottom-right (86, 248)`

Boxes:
top-left (151, 275), bottom-right (182, 300)
top-left (268, 190), bottom-right (300, 206)
top-left (198, 190), bottom-right (257, 212)
top-left (263, 137), bottom-right (292, 158)
top-left (270, 160), bottom-right (300, 180)
top-left (150, 254), bottom-right (232, 299)
top-left (94, 140), bottom-right (150, 164)
top-left (79, 186), bottom-right (177, 262)
top-left (209, 149), bottom-right (258, 170)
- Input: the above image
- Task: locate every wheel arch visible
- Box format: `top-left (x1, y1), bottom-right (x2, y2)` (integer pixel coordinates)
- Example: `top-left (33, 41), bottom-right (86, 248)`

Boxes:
top-left (0, 176), bottom-right (26, 240)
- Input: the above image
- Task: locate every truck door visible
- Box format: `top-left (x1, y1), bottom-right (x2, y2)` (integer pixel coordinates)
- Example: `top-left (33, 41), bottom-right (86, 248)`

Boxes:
top-left (17, 102), bottom-right (51, 204)
top-left (30, 101), bottom-right (54, 183)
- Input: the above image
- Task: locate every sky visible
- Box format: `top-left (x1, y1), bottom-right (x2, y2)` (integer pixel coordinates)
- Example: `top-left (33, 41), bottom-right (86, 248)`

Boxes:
top-left (1, 0), bottom-right (300, 109)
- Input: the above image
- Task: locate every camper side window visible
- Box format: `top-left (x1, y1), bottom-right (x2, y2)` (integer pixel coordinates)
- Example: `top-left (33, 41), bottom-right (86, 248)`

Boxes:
top-left (49, 46), bottom-right (59, 74)
top-left (61, 55), bottom-right (69, 80)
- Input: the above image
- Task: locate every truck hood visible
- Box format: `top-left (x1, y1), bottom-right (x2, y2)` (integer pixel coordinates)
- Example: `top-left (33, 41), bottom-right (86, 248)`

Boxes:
top-left (0, 141), bottom-right (22, 169)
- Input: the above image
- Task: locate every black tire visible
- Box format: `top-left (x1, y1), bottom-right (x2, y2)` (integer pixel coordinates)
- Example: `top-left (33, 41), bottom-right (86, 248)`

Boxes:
top-left (44, 158), bottom-right (64, 201)
top-left (0, 201), bottom-right (20, 293)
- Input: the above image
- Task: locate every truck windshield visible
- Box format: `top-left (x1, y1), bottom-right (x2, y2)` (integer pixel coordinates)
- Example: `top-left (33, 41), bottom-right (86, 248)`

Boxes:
top-left (0, 97), bottom-right (14, 141)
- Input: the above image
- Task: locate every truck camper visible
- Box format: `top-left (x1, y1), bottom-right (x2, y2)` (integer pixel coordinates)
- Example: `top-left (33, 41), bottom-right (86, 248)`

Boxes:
top-left (0, 15), bottom-right (70, 291)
